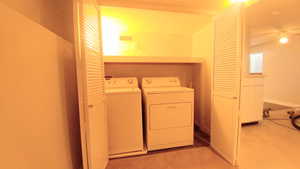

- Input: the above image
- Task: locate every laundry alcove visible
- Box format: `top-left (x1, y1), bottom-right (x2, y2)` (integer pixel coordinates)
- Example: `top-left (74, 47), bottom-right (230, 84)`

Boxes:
top-left (104, 58), bottom-right (203, 132)
top-left (73, 0), bottom-right (245, 168)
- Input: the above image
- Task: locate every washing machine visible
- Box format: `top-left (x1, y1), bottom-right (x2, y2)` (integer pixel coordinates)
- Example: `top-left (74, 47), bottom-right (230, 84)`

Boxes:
top-left (142, 77), bottom-right (194, 151)
top-left (105, 77), bottom-right (146, 158)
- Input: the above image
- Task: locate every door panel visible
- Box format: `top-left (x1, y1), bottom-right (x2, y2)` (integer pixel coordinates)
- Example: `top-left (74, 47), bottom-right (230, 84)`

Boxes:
top-left (73, 0), bottom-right (108, 169)
top-left (211, 4), bottom-right (244, 166)
top-left (212, 96), bottom-right (239, 162)
top-left (87, 100), bottom-right (108, 169)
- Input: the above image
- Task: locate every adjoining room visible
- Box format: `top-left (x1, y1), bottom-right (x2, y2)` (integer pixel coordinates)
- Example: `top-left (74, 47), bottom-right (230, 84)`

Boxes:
top-left (239, 1), bottom-right (300, 169)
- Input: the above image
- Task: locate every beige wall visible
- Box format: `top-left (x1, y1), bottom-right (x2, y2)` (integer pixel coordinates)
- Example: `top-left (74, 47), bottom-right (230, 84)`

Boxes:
top-left (100, 6), bottom-right (211, 57)
top-left (192, 23), bottom-right (214, 134)
top-left (105, 63), bottom-right (194, 87)
top-left (1, 0), bottom-right (74, 42)
top-left (251, 36), bottom-right (300, 105)
top-left (0, 3), bottom-right (81, 169)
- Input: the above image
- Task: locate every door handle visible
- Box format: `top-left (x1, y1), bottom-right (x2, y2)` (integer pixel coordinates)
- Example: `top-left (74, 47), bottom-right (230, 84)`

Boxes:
top-left (88, 105), bottom-right (94, 108)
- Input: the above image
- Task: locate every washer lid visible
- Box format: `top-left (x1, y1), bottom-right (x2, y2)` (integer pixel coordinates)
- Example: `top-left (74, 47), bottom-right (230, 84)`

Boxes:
top-left (143, 87), bottom-right (193, 94)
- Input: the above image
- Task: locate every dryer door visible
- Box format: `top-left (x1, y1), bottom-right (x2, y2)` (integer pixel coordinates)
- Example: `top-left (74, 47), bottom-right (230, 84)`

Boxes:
top-left (147, 102), bottom-right (194, 149)
top-left (150, 103), bottom-right (193, 130)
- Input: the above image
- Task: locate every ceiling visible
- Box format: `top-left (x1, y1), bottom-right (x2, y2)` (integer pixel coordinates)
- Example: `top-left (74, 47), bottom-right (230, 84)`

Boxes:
top-left (97, 0), bottom-right (300, 46)
top-left (98, 0), bottom-right (226, 15)
top-left (247, 0), bottom-right (300, 45)
top-left (98, 0), bottom-right (300, 32)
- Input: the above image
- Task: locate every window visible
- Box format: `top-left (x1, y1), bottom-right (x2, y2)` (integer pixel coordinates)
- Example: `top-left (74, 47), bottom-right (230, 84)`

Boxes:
top-left (249, 53), bottom-right (264, 74)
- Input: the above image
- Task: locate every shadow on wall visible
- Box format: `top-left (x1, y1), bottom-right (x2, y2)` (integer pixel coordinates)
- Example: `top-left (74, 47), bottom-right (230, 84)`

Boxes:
top-left (0, 0), bottom-right (74, 42)
top-left (56, 38), bottom-right (82, 168)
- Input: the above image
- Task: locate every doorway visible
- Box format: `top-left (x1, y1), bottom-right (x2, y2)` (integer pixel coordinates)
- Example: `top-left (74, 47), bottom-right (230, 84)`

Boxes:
top-left (239, 1), bottom-right (300, 169)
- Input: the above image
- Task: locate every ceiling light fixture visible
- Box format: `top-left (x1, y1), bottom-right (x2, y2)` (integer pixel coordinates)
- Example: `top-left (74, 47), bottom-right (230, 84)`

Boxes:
top-left (230, 0), bottom-right (249, 4)
top-left (228, 0), bottom-right (258, 7)
top-left (279, 36), bottom-right (289, 44)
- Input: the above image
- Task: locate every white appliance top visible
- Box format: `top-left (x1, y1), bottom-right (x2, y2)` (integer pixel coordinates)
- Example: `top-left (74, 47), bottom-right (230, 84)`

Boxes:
top-left (105, 77), bottom-right (138, 89)
top-left (142, 77), bottom-right (181, 88)
top-left (143, 87), bottom-right (194, 94)
top-left (142, 77), bottom-right (194, 94)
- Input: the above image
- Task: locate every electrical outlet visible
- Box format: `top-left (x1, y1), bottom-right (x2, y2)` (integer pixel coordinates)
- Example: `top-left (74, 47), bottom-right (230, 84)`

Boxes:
top-left (120, 35), bottom-right (133, 41)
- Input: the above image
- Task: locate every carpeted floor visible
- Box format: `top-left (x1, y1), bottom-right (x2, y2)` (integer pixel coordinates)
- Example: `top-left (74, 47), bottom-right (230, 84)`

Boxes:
top-left (239, 110), bottom-right (300, 169)
top-left (106, 110), bottom-right (300, 169)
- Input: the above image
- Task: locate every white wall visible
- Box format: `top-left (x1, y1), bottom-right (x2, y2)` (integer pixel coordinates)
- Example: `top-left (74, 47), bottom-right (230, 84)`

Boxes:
top-left (251, 36), bottom-right (300, 106)
top-left (100, 6), bottom-right (211, 57)
top-left (192, 23), bottom-right (214, 134)
top-left (0, 3), bottom-right (81, 169)
top-left (1, 0), bottom-right (74, 42)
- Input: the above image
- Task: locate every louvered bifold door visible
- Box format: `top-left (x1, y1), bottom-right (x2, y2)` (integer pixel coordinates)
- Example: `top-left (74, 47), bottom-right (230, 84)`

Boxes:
top-left (211, 4), bottom-right (244, 166)
top-left (73, 0), bottom-right (108, 169)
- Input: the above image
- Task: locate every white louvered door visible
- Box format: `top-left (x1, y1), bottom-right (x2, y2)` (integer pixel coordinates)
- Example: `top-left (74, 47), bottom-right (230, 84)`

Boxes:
top-left (211, 4), bottom-right (244, 166)
top-left (73, 0), bottom-right (108, 169)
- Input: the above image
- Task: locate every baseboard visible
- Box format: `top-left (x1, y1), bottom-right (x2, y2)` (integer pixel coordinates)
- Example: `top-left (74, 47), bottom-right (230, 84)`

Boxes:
top-left (194, 125), bottom-right (210, 145)
top-left (242, 121), bottom-right (259, 126)
top-left (194, 124), bottom-right (210, 136)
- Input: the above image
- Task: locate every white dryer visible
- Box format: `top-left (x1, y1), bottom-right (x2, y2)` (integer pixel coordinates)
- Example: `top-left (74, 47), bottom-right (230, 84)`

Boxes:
top-left (142, 77), bottom-right (194, 151)
top-left (105, 77), bottom-right (146, 158)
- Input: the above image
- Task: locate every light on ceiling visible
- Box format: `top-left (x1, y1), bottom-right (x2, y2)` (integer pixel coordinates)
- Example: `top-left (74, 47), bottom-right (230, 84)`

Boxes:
top-left (230, 0), bottom-right (249, 4)
top-left (279, 36), bottom-right (289, 44)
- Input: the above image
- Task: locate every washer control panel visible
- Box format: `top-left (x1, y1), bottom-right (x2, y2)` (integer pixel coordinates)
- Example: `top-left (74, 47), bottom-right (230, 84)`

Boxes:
top-left (142, 77), bottom-right (181, 88)
top-left (105, 77), bottom-right (138, 89)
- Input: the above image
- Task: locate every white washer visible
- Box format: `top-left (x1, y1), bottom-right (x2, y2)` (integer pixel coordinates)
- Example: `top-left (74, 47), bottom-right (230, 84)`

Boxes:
top-left (105, 77), bottom-right (146, 158)
top-left (142, 77), bottom-right (194, 151)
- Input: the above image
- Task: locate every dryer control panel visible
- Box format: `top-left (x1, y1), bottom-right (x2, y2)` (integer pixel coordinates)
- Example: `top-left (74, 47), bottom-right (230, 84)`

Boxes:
top-left (105, 77), bottom-right (138, 89)
top-left (142, 77), bottom-right (181, 88)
